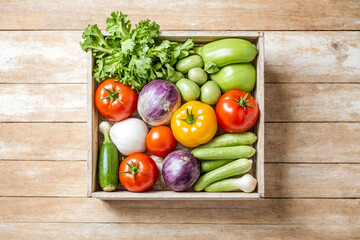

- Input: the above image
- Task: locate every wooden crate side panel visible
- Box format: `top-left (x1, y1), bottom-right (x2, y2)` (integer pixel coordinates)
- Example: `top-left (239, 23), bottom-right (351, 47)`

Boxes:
top-left (87, 49), bottom-right (98, 196)
top-left (255, 34), bottom-right (265, 197)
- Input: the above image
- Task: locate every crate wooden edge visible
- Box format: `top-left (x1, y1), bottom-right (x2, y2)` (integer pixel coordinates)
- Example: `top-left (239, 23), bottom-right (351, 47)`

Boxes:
top-left (92, 191), bottom-right (261, 200)
top-left (87, 31), bottom-right (265, 200)
top-left (255, 33), bottom-right (265, 197)
top-left (87, 48), bottom-right (98, 197)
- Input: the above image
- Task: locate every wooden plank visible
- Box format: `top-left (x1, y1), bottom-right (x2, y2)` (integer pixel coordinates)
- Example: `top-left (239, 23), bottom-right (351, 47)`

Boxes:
top-left (0, 31), bottom-right (86, 84)
top-left (265, 83), bottom-right (360, 122)
top-left (0, 161), bottom-right (87, 197)
top-left (266, 31), bottom-right (360, 83)
top-left (92, 191), bottom-right (261, 200)
top-left (265, 163), bottom-right (360, 198)
top-left (0, 197), bottom-right (358, 224)
top-left (0, 160), bottom-right (358, 198)
top-left (0, 223), bottom-right (358, 240)
top-left (266, 123), bottom-right (360, 163)
top-left (0, 84), bottom-right (86, 122)
top-left (1, 122), bottom-right (358, 163)
top-left (1, 83), bottom-right (359, 123)
top-left (255, 34), bottom-right (265, 196)
top-left (1, 31), bottom-right (359, 84)
top-left (0, 123), bottom-right (86, 160)
top-left (0, 1), bottom-right (359, 30)
top-left (87, 49), bottom-right (98, 196)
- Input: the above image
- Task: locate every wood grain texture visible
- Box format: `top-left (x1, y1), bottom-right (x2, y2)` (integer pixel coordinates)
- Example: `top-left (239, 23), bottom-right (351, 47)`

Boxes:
top-left (0, 123), bottom-right (86, 160)
top-left (0, 197), bottom-right (358, 224)
top-left (0, 84), bottom-right (86, 122)
top-left (266, 31), bottom-right (360, 83)
top-left (1, 122), bottom-right (358, 163)
top-left (0, 223), bottom-right (358, 240)
top-left (265, 163), bottom-right (360, 198)
top-left (1, 31), bottom-right (359, 84)
top-left (0, 0), bottom-right (359, 30)
top-left (266, 83), bottom-right (360, 122)
top-left (265, 123), bottom-right (360, 163)
top-left (1, 160), bottom-right (358, 198)
top-left (0, 161), bottom-right (87, 197)
top-left (0, 31), bottom-right (86, 84)
top-left (2, 83), bottom-right (360, 123)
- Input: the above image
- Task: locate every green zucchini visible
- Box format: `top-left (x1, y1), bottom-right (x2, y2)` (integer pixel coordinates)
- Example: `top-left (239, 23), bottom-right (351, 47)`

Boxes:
top-left (191, 145), bottom-right (256, 160)
top-left (193, 158), bottom-right (252, 191)
top-left (98, 121), bottom-right (119, 191)
top-left (201, 159), bottom-right (234, 172)
top-left (195, 132), bottom-right (257, 149)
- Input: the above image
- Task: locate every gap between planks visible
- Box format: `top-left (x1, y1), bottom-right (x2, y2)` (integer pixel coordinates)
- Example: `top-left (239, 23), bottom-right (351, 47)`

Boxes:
top-left (0, 29), bottom-right (360, 32)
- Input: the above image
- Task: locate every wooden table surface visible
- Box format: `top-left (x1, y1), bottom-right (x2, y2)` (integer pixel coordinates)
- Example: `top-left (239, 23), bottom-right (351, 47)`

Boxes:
top-left (0, 1), bottom-right (359, 239)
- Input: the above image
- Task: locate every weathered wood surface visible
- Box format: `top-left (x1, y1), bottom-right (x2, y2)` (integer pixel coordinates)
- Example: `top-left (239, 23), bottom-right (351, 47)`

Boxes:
top-left (265, 123), bottom-right (360, 163)
top-left (0, 123), bottom-right (87, 160)
top-left (1, 122), bottom-right (359, 163)
top-left (1, 83), bottom-right (359, 122)
top-left (0, 1), bottom-right (359, 238)
top-left (1, 198), bottom-right (358, 224)
top-left (0, 223), bottom-right (358, 240)
top-left (0, 84), bottom-right (86, 122)
top-left (0, 0), bottom-right (359, 30)
top-left (0, 161), bottom-right (358, 198)
top-left (1, 31), bottom-right (359, 84)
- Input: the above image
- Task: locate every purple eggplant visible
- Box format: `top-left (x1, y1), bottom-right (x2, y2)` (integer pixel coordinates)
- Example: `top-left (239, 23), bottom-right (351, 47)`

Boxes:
top-left (137, 80), bottom-right (181, 126)
top-left (162, 150), bottom-right (200, 191)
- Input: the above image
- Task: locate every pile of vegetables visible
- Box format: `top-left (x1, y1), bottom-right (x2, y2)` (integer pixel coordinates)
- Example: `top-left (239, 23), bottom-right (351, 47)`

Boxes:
top-left (81, 12), bottom-right (260, 193)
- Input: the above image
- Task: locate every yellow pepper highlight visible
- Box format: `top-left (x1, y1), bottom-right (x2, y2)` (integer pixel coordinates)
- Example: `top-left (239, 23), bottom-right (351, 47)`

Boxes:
top-left (171, 101), bottom-right (217, 148)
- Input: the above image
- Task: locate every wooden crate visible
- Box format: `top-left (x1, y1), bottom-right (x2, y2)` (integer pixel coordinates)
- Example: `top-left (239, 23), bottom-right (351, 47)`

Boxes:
top-left (87, 31), bottom-right (264, 200)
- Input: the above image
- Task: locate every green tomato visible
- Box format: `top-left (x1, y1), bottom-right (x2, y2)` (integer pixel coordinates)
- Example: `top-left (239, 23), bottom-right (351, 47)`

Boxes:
top-left (176, 78), bottom-right (200, 102)
top-left (210, 63), bottom-right (256, 92)
top-left (200, 81), bottom-right (221, 105)
top-left (188, 67), bottom-right (207, 85)
top-left (175, 55), bottom-right (204, 74)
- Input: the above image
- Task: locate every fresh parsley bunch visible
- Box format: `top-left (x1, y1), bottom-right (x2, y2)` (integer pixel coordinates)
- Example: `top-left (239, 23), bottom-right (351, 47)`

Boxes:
top-left (80, 12), bottom-right (194, 90)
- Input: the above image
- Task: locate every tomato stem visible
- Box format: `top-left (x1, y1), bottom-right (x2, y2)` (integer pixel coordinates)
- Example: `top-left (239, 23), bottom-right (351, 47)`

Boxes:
top-left (235, 93), bottom-right (254, 111)
top-left (101, 86), bottom-right (123, 105)
top-left (181, 107), bottom-right (202, 125)
top-left (119, 160), bottom-right (142, 182)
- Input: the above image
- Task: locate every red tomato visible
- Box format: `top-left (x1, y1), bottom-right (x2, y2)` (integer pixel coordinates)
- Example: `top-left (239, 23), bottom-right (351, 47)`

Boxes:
top-left (119, 153), bottom-right (158, 192)
top-left (95, 79), bottom-right (138, 122)
top-left (215, 90), bottom-right (259, 132)
top-left (146, 126), bottom-right (177, 157)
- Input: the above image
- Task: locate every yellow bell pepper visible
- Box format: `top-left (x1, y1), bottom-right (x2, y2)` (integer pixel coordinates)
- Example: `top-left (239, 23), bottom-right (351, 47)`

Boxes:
top-left (171, 101), bottom-right (217, 148)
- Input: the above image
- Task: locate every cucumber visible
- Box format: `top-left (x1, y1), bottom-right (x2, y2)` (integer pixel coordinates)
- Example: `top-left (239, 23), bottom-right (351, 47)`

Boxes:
top-left (192, 146), bottom-right (256, 160)
top-left (193, 158), bottom-right (252, 191)
top-left (98, 121), bottom-right (119, 191)
top-left (195, 132), bottom-right (257, 149)
top-left (201, 159), bottom-right (234, 172)
top-left (175, 55), bottom-right (204, 73)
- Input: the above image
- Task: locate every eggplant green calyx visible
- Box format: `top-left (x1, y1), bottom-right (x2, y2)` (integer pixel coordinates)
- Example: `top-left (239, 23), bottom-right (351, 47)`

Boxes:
top-left (235, 93), bottom-right (254, 111)
top-left (181, 107), bottom-right (202, 125)
top-left (101, 86), bottom-right (123, 105)
top-left (119, 160), bottom-right (142, 182)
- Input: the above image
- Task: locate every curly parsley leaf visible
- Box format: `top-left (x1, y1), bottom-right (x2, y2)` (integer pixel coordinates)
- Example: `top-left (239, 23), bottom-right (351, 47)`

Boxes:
top-left (80, 12), bottom-right (194, 91)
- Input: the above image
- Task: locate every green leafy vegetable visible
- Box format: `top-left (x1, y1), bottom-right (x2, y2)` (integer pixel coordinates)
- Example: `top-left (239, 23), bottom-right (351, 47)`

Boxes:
top-left (80, 12), bottom-right (194, 90)
top-left (204, 61), bottom-right (220, 74)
